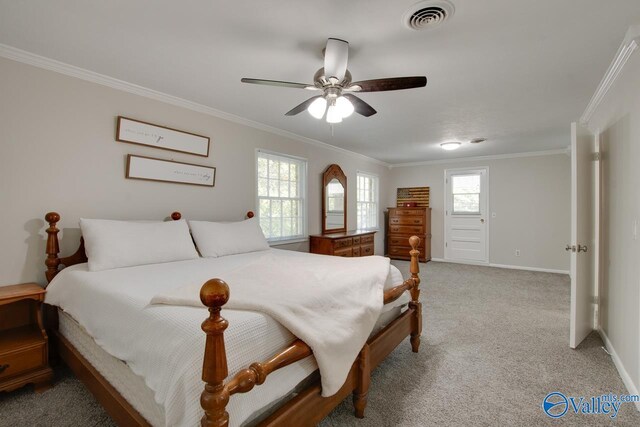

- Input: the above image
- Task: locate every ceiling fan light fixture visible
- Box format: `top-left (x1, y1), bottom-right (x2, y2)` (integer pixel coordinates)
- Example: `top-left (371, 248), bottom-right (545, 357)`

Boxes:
top-left (440, 141), bottom-right (461, 151)
top-left (335, 96), bottom-right (354, 118)
top-left (326, 104), bottom-right (343, 124)
top-left (307, 97), bottom-right (327, 119)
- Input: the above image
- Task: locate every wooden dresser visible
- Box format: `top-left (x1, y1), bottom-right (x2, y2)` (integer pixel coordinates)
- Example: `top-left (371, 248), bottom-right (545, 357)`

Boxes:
top-left (309, 230), bottom-right (376, 257)
top-left (386, 207), bottom-right (431, 262)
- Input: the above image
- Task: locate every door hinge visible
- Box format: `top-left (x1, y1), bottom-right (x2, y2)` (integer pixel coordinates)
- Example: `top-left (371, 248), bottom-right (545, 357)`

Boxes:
top-left (445, 242), bottom-right (448, 248)
top-left (593, 152), bottom-right (601, 161)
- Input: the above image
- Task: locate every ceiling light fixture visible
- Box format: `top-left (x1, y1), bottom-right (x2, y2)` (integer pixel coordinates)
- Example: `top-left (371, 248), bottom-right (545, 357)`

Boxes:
top-left (308, 94), bottom-right (353, 123)
top-left (440, 142), bottom-right (461, 151)
top-left (307, 97), bottom-right (328, 119)
top-left (470, 137), bottom-right (486, 144)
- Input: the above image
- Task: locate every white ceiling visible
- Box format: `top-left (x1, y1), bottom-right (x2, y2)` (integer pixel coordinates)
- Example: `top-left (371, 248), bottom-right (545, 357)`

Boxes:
top-left (1, 0), bottom-right (639, 164)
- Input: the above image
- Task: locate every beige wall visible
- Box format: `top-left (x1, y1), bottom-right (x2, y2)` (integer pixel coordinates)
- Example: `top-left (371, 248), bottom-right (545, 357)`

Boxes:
top-left (389, 154), bottom-right (571, 272)
top-left (587, 49), bottom-right (640, 397)
top-left (0, 57), bottom-right (391, 286)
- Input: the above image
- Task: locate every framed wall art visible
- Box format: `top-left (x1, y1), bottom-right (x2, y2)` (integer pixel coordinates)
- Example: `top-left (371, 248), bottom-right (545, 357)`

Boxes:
top-left (125, 155), bottom-right (216, 187)
top-left (116, 116), bottom-right (210, 157)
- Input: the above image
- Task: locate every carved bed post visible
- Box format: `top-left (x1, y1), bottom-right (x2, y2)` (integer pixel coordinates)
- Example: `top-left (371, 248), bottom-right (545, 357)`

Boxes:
top-left (200, 279), bottom-right (231, 427)
top-left (408, 236), bottom-right (422, 353)
top-left (45, 212), bottom-right (61, 283)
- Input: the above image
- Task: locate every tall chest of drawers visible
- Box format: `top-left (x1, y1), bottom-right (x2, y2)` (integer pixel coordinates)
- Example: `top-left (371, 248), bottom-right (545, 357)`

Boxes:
top-left (386, 207), bottom-right (431, 262)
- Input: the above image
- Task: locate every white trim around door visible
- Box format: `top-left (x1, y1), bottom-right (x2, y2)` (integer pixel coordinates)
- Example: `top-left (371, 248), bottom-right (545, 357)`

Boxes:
top-left (444, 167), bottom-right (490, 264)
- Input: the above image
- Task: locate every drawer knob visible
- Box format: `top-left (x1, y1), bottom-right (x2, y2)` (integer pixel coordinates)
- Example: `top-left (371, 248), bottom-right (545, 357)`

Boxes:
top-left (0, 364), bottom-right (9, 373)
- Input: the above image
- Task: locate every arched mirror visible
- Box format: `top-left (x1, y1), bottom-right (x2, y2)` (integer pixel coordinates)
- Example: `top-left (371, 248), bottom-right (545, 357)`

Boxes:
top-left (322, 164), bottom-right (347, 234)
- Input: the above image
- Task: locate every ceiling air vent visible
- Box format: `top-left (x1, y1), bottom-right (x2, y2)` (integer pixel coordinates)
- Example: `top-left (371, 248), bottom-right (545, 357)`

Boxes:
top-left (402, 0), bottom-right (455, 30)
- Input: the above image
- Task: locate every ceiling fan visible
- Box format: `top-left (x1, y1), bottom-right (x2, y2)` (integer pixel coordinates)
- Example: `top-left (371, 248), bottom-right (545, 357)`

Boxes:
top-left (241, 38), bottom-right (427, 124)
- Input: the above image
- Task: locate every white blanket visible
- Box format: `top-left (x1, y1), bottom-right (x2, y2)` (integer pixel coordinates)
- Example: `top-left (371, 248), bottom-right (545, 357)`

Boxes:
top-left (152, 251), bottom-right (390, 396)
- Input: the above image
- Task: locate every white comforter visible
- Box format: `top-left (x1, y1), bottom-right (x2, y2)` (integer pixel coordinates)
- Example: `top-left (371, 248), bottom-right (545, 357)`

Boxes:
top-left (45, 249), bottom-right (406, 426)
top-left (152, 250), bottom-right (389, 397)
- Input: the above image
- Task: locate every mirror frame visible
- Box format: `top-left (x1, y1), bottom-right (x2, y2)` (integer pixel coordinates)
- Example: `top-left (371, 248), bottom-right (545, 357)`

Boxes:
top-left (322, 164), bottom-right (347, 234)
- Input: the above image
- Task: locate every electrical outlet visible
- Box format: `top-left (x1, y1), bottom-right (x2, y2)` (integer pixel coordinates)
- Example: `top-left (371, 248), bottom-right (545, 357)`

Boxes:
top-left (515, 249), bottom-right (521, 257)
top-left (633, 219), bottom-right (638, 241)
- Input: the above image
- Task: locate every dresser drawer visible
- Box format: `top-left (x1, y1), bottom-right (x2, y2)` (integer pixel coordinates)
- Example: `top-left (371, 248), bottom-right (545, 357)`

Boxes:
top-left (334, 247), bottom-right (353, 257)
top-left (388, 245), bottom-right (413, 257)
top-left (389, 209), bottom-right (424, 216)
top-left (334, 238), bottom-right (353, 249)
top-left (389, 225), bottom-right (425, 234)
top-left (360, 234), bottom-right (374, 244)
top-left (352, 236), bottom-right (361, 245)
top-left (390, 216), bottom-right (424, 226)
top-left (360, 244), bottom-right (374, 256)
top-left (388, 235), bottom-right (426, 248)
top-left (352, 246), bottom-right (361, 256)
top-left (0, 343), bottom-right (46, 381)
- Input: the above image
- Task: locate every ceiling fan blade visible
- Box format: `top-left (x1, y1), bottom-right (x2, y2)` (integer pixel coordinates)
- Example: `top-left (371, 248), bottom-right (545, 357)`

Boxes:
top-left (324, 38), bottom-right (349, 83)
top-left (347, 76), bottom-right (427, 92)
top-left (285, 96), bottom-right (323, 116)
top-left (343, 94), bottom-right (377, 117)
top-left (241, 78), bottom-right (317, 90)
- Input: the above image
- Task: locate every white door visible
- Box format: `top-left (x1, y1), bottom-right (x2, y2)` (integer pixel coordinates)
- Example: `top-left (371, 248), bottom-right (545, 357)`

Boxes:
top-left (445, 168), bottom-right (489, 263)
top-left (569, 122), bottom-right (596, 349)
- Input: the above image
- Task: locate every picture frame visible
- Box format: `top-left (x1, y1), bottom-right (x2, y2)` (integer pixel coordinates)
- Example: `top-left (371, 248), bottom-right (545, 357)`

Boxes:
top-left (116, 116), bottom-right (210, 157)
top-left (125, 155), bottom-right (216, 187)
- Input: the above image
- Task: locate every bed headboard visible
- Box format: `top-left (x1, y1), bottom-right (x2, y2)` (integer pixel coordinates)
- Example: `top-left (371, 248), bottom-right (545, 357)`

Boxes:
top-left (43, 210), bottom-right (255, 284)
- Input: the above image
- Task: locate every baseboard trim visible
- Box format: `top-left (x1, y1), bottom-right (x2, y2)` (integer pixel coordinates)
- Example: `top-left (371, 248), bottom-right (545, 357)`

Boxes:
top-left (598, 329), bottom-right (640, 412)
top-left (431, 258), bottom-right (569, 275)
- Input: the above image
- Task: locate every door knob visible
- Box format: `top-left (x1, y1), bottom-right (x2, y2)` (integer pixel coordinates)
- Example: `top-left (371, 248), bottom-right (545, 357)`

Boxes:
top-left (577, 245), bottom-right (588, 253)
top-left (480, 218), bottom-right (485, 223)
top-left (565, 244), bottom-right (576, 252)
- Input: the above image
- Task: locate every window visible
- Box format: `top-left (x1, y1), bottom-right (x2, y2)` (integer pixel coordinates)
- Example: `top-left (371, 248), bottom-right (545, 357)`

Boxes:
top-left (256, 150), bottom-right (307, 242)
top-left (451, 174), bottom-right (481, 214)
top-left (356, 172), bottom-right (379, 230)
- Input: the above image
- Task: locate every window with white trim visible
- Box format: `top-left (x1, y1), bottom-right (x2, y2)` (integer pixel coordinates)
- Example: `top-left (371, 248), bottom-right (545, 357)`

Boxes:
top-left (356, 172), bottom-right (379, 230)
top-left (256, 150), bottom-right (307, 242)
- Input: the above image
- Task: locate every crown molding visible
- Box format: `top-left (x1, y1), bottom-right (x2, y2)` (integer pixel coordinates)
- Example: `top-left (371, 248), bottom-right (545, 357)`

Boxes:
top-left (389, 148), bottom-right (568, 168)
top-left (0, 43), bottom-right (389, 167)
top-left (580, 24), bottom-right (640, 125)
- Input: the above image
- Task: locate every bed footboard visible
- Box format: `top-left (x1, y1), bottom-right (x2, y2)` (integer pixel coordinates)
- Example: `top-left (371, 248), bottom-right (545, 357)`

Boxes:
top-left (199, 236), bottom-right (422, 426)
top-left (199, 279), bottom-right (313, 427)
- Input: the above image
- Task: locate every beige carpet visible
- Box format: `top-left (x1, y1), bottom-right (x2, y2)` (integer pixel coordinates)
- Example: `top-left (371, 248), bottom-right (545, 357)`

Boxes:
top-left (1, 261), bottom-right (638, 426)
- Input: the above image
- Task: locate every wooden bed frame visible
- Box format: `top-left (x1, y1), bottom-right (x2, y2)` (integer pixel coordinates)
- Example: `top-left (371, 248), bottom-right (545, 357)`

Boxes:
top-left (43, 211), bottom-right (423, 427)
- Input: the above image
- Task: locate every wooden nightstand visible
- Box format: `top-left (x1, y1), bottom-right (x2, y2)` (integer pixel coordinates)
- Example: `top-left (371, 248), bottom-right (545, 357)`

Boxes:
top-left (0, 283), bottom-right (53, 393)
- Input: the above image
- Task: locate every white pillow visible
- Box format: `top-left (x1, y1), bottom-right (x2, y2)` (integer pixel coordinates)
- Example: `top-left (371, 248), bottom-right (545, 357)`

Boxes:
top-left (189, 217), bottom-right (270, 258)
top-left (80, 218), bottom-right (199, 271)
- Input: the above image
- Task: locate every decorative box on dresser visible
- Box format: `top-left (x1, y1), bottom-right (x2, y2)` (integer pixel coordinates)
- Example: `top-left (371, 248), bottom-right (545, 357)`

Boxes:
top-left (0, 283), bottom-right (53, 393)
top-left (309, 230), bottom-right (376, 257)
top-left (386, 207), bottom-right (431, 262)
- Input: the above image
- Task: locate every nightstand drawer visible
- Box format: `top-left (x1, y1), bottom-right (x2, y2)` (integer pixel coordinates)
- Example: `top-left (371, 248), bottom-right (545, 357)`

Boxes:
top-left (0, 343), bottom-right (46, 381)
